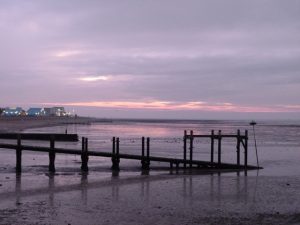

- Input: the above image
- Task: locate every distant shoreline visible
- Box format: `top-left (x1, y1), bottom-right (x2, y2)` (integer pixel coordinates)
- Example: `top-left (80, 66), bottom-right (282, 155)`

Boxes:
top-left (0, 116), bottom-right (110, 132)
top-left (1, 116), bottom-right (299, 133)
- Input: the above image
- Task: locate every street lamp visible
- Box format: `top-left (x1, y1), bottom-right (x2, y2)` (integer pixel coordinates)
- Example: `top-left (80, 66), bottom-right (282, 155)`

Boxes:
top-left (250, 120), bottom-right (259, 167)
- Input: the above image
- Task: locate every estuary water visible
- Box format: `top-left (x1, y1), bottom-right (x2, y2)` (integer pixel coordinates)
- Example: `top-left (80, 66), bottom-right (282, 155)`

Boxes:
top-left (1, 119), bottom-right (300, 225)
top-left (18, 119), bottom-right (300, 177)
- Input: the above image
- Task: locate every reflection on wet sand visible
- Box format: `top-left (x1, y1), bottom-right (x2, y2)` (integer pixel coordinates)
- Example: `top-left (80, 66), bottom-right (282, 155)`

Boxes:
top-left (1, 170), bottom-right (259, 208)
top-left (15, 174), bottom-right (21, 205)
top-left (81, 172), bottom-right (88, 205)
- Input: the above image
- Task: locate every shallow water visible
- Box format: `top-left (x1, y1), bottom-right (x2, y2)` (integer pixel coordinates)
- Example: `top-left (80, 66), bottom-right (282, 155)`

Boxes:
top-left (4, 119), bottom-right (297, 176)
top-left (0, 120), bottom-right (299, 224)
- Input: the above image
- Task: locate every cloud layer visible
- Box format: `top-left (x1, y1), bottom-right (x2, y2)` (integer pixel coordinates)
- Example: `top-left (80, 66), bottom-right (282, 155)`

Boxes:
top-left (1, 0), bottom-right (300, 119)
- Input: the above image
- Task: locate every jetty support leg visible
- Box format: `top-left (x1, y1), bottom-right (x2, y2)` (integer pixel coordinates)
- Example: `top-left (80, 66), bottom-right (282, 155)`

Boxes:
top-left (244, 130), bottom-right (248, 169)
top-left (189, 130), bottom-right (193, 168)
top-left (218, 130), bottom-right (222, 167)
top-left (49, 136), bottom-right (56, 172)
top-left (112, 137), bottom-right (120, 170)
top-left (211, 130), bottom-right (214, 166)
top-left (237, 130), bottom-right (241, 166)
top-left (16, 134), bottom-right (22, 173)
top-left (141, 137), bottom-right (148, 170)
top-left (81, 137), bottom-right (89, 172)
top-left (183, 130), bottom-right (187, 168)
top-left (146, 137), bottom-right (150, 170)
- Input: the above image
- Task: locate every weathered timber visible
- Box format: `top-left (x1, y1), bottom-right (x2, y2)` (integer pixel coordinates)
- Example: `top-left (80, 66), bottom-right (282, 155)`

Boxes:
top-left (0, 130), bottom-right (262, 173)
top-left (111, 137), bottom-right (120, 170)
top-left (0, 143), bottom-right (261, 170)
top-left (211, 130), bottom-right (214, 165)
top-left (0, 133), bottom-right (78, 142)
top-left (189, 130), bottom-right (193, 168)
top-left (81, 137), bottom-right (89, 172)
top-left (183, 130), bottom-right (187, 168)
top-left (237, 130), bottom-right (241, 166)
top-left (146, 137), bottom-right (150, 170)
top-left (49, 135), bottom-right (56, 172)
top-left (141, 137), bottom-right (146, 169)
top-left (186, 134), bottom-right (247, 138)
top-left (244, 130), bottom-right (248, 168)
top-left (218, 130), bottom-right (222, 166)
top-left (16, 134), bottom-right (22, 173)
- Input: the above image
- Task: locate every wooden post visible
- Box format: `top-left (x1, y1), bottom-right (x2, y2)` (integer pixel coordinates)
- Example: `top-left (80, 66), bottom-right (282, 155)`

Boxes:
top-left (49, 135), bottom-right (56, 172)
top-left (218, 130), bottom-right (222, 166)
top-left (116, 138), bottom-right (120, 156)
top-left (85, 137), bottom-right (88, 154)
top-left (81, 137), bottom-right (89, 172)
top-left (183, 130), bottom-right (187, 168)
top-left (244, 130), bottom-right (248, 169)
top-left (116, 137), bottom-right (120, 170)
top-left (112, 137), bottom-right (120, 170)
top-left (211, 130), bottom-right (214, 165)
top-left (141, 137), bottom-right (150, 170)
top-left (112, 137), bottom-right (116, 155)
top-left (189, 130), bottom-right (193, 168)
top-left (142, 137), bottom-right (145, 158)
top-left (237, 130), bottom-right (241, 166)
top-left (146, 137), bottom-right (150, 169)
top-left (141, 137), bottom-right (147, 170)
top-left (82, 137), bottom-right (85, 154)
top-left (16, 134), bottom-right (22, 173)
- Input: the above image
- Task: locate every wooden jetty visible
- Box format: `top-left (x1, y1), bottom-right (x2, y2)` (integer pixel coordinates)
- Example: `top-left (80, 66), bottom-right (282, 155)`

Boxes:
top-left (0, 130), bottom-right (262, 173)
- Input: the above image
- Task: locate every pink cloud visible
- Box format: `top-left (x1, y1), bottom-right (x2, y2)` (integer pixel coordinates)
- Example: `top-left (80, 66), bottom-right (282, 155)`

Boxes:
top-left (42, 101), bottom-right (300, 113)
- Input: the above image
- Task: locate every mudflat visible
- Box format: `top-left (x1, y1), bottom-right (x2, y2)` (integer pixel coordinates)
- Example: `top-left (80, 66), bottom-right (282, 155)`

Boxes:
top-left (0, 120), bottom-right (299, 225)
top-left (0, 168), bottom-right (299, 225)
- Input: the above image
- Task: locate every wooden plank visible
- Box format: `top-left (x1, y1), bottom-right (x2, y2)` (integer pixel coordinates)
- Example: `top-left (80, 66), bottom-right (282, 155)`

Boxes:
top-left (0, 133), bottom-right (78, 142)
top-left (186, 134), bottom-right (247, 138)
top-left (0, 143), bottom-right (262, 170)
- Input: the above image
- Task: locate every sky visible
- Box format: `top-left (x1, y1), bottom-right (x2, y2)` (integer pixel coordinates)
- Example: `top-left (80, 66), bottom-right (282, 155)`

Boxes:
top-left (0, 0), bottom-right (300, 120)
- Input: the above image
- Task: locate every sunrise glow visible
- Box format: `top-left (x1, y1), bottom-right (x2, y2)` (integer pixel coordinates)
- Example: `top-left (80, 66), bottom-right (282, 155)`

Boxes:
top-left (41, 101), bottom-right (300, 113)
top-left (78, 76), bottom-right (110, 82)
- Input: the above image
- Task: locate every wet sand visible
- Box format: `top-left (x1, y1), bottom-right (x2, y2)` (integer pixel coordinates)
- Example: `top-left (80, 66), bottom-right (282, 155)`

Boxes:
top-left (0, 169), bottom-right (299, 225)
top-left (0, 150), bottom-right (299, 225)
top-left (0, 120), bottom-right (300, 224)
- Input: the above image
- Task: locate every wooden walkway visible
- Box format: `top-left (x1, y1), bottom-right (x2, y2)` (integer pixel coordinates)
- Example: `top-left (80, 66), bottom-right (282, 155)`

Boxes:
top-left (0, 130), bottom-right (262, 173)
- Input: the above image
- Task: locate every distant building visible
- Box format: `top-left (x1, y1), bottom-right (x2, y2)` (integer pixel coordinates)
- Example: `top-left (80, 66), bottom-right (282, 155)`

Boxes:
top-left (27, 108), bottom-right (46, 116)
top-left (52, 107), bottom-right (67, 116)
top-left (44, 108), bottom-right (53, 116)
top-left (2, 107), bottom-right (25, 116)
top-left (44, 107), bottom-right (67, 116)
top-left (0, 106), bottom-right (69, 117)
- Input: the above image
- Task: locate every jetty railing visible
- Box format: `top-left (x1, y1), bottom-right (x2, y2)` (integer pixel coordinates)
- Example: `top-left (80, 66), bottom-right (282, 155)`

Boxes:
top-left (0, 130), bottom-right (261, 173)
top-left (0, 133), bottom-right (78, 173)
top-left (183, 129), bottom-right (249, 169)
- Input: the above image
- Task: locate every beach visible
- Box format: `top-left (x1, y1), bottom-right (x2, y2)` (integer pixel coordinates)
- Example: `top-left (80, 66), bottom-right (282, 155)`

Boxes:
top-left (0, 119), bottom-right (299, 225)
